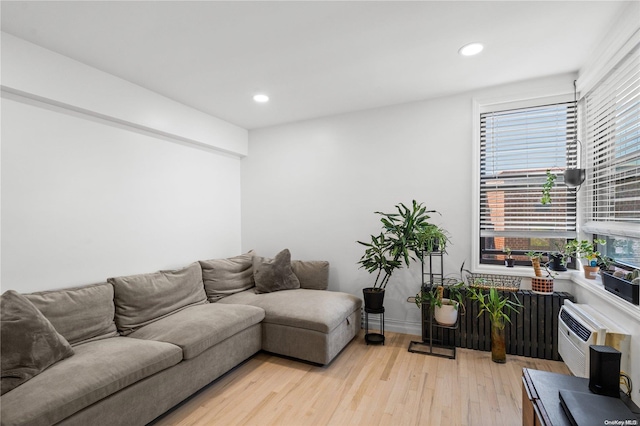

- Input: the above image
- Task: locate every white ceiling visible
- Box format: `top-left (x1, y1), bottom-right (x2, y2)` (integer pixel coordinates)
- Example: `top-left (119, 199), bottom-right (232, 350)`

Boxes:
top-left (0, 1), bottom-right (629, 129)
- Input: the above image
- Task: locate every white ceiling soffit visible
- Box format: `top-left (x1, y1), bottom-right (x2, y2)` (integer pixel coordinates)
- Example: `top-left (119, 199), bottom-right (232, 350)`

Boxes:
top-left (0, 1), bottom-right (629, 129)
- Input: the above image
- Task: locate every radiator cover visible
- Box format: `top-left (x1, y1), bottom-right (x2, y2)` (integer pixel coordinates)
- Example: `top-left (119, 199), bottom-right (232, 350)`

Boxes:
top-left (424, 290), bottom-right (575, 361)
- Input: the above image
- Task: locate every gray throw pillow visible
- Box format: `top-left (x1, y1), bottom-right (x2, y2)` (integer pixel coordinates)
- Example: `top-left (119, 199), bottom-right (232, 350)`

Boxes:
top-left (1, 290), bottom-right (74, 395)
top-left (199, 251), bottom-right (255, 302)
top-left (254, 249), bottom-right (300, 293)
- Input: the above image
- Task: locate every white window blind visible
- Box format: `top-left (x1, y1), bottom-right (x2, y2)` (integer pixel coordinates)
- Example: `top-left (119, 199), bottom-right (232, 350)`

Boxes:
top-left (480, 102), bottom-right (578, 238)
top-left (583, 44), bottom-right (640, 234)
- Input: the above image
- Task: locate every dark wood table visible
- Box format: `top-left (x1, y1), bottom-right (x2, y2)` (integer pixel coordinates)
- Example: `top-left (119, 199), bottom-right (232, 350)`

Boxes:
top-left (522, 368), bottom-right (639, 426)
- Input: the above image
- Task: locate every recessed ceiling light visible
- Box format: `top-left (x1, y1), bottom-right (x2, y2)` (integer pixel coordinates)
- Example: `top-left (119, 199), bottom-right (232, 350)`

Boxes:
top-left (458, 43), bottom-right (484, 57)
top-left (253, 94), bottom-right (269, 103)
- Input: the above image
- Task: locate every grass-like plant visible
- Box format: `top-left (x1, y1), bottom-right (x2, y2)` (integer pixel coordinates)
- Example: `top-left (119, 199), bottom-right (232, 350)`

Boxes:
top-left (467, 287), bottom-right (522, 329)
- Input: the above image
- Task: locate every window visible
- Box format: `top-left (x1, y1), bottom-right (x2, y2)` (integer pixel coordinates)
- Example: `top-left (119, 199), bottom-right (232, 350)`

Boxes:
top-left (479, 101), bottom-right (578, 265)
top-left (582, 44), bottom-right (640, 268)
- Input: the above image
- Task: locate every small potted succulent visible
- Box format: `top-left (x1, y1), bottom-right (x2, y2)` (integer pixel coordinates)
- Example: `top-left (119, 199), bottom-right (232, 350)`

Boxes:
top-left (503, 247), bottom-right (514, 267)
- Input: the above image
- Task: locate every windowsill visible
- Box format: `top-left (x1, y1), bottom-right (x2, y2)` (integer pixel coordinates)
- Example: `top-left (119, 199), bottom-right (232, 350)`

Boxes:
top-left (471, 264), bottom-right (640, 321)
top-left (471, 264), bottom-right (575, 280)
top-left (569, 271), bottom-right (640, 321)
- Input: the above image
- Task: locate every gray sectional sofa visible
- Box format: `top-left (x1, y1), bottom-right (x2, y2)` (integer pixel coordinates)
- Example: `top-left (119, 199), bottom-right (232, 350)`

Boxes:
top-left (0, 249), bottom-right (362, 426)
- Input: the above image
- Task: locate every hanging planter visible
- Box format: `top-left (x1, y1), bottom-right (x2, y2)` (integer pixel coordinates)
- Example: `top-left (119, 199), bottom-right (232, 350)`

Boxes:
top-left (564, 81), bottom-right (587, 189)
top-left (564, 168), bottom-right (586, 187)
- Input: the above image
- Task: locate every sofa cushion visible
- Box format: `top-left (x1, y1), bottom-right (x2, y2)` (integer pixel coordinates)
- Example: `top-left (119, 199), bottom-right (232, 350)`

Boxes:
top-left (0, 337), bottom-right (182, 426)
top-left (218, 289), bottom-right (362, 334)
top-left (199, 251), bottom-right (255, 302)
top-left (254, 249), bottom-right (300, 293)
top-left (25, 282), bottom-right (118, 346)
top-left (128, 303), bottom-right (264, 359)
top-left (1, 290), bottom-right (74, 396)
top-left (291, 260), bottom-right (329, 290)
top-left (108, 262), bottom-right (207, 335)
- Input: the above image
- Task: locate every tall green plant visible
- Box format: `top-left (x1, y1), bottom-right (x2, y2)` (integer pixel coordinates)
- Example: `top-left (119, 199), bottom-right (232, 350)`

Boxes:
top-left (357, 200), bottom-right (442, 290)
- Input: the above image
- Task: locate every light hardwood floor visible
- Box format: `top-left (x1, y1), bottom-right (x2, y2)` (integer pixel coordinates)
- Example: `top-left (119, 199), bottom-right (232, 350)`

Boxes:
top-left (152, 331), bottom-right (570, 426)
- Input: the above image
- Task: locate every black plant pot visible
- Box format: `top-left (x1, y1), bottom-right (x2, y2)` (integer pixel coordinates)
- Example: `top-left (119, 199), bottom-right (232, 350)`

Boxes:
top-left (505, 258), bottom-right (515, 267)
top-left (551, 254), bottom-right (567, 272)
top-left (602, 272), bottom-right (639, 305)
top-left (363, 288), bottom-right (385, 311)
top-left (564, 169), bottom-right (586, 187)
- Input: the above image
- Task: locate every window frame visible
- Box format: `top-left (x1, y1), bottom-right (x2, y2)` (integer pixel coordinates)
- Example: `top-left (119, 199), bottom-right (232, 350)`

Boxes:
top-left (471, 92), bottom-right (576, 273)
top-left (579, 43), bottom-right (640, 270)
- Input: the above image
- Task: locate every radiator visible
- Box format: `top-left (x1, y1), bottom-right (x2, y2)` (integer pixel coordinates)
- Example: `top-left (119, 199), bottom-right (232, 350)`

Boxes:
top-left (425, 290), bottom-right (575, 361)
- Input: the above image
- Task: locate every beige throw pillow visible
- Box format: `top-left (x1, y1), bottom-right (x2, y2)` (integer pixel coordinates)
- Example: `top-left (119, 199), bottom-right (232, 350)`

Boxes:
top-left (199, 251), bottom-right (255, 302)
top-left (26, 282), bottom-right (118, 346)
top-left (1, 290), bottom-right (74, 395)
top-left (291, 260), bottom-right (330, 290)
top-left (254, 249), bottom-right (300, 293)
top-left (109, 262), bottom-right (207, 335)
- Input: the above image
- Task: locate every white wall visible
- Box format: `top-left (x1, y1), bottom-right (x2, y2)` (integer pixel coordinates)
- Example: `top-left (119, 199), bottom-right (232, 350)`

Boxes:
top-left (242, 73), bottom-right (576, 335)
top-left (1, 34), bottom-right (246, 293)
top-left (1, 33), bottom-right (248, 156)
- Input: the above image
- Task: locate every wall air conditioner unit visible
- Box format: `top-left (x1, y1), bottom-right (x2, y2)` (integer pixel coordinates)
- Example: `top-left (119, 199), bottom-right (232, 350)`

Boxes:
top-left (558, 300), bottom-right (630, 378)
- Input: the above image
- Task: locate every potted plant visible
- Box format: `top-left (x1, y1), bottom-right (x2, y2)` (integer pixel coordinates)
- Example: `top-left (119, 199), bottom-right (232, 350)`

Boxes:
top-left (418, 224), bottom-right (450, 254)
top-left (564, 239), bottom-right (606, 279)
top-left (468, 287), bottom-right (522, 363)
top-left (503, 247), bottom-right (514, 267)
top-left (415, 282), bottom-right (465, 326)
top-left (357, 201), bottom-right (442, 310)
top-left (602, 268), bottom-right (640, 305)
top-left (526, 251), bottom-right (555, 294)
top-left (549, 242), bottom-right (569, 272)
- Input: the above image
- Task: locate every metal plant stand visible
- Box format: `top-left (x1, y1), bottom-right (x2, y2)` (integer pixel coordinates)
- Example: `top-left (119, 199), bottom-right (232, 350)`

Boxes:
top-left (364, 307), bottom-right (385, 345)
top-left (408, 250), bottom-right (458, 359)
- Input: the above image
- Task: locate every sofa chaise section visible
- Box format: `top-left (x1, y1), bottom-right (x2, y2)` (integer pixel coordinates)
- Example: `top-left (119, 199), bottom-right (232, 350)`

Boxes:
top-left (219, 289), bottom-right (361, 365)
top-left (201, 251), bottom-right (362, 365)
